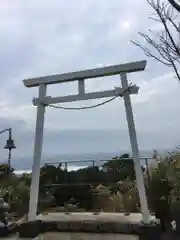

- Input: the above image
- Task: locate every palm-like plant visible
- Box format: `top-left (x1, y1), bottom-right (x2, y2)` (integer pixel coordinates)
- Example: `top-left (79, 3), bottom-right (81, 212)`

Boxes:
top-left (117, 179), bottom-right (139, 212)
top-left (109, 191), bottom-right (125, 212)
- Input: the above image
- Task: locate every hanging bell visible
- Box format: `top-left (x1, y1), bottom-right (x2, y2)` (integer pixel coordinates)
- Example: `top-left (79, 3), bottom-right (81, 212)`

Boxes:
top-left (4, 139), bottom-right (16, 150)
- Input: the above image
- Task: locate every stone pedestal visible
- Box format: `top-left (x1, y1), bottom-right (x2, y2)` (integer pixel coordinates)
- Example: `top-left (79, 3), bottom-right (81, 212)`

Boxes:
top-left (138, 223), bottom-right (162, 240)
top-left (0, 222), bottom-right (17, 237)
top-left (19, 220), bottom-right (41, 238)
top-left (0, 224), bottom-right (9, 237)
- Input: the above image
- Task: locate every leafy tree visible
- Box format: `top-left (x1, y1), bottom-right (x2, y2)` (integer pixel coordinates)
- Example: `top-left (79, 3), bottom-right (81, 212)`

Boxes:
top-left (19, 173), bottom-right (31, 186)
top-left (76, 166), bottom-right (101, 183)
top-left (102, 154), bottom-right (135, 181)
top-left (37, 154), bottom-right (138, 211)
top-left (40, 164), bottom-right (64, 185)
top-left (0, 164), bottom-right (14, 180)
top-left (165, 152), bottom-right (180, 201)
top-left (148, 161), bottom-right (173, 231)
top-left (39, 164), bottom-right (66, 195)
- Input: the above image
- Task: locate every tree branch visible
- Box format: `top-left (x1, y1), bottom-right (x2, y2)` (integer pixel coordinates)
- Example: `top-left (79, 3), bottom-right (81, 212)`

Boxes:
top-left (132, 0), bottom-right (180, 81)
top-left (131, 40), bottom-right (172, 66)
top-left (165, 43), bottom-right (180, 80)
top-left (168, 0), bottom-right (180, 12)
top-left (154, 2), bottom-right (180, 56)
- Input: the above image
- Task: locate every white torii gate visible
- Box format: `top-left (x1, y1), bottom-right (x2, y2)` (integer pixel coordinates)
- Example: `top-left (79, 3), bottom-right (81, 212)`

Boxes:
top-left (23, 60), bottom-right (150, 224)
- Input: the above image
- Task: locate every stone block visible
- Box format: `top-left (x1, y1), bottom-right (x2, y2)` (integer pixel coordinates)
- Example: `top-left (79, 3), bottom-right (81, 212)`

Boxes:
top-left (19, 220), bottom-right (41, 238)
top-left (138, 223), bottom-right (162, 240)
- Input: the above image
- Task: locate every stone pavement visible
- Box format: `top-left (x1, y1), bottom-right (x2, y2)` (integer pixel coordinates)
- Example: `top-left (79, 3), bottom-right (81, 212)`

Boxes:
top-left (42, 232), bottom-right (138, 240)
top-left (0, 233), bottom-right (138, 240)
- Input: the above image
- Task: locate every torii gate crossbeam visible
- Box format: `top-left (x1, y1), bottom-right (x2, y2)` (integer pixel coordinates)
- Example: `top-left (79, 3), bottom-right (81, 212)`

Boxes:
top-left (23, 60), bottom-right (150, 224)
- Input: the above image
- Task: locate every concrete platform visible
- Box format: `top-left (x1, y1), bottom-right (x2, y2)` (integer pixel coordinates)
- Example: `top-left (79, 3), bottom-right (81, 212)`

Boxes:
top-left (37, 212), bottom-right (156, 224)
top-left (0, 213), bottom-right (159, 239)
top-left (37, 212), bottom-right (158, 235)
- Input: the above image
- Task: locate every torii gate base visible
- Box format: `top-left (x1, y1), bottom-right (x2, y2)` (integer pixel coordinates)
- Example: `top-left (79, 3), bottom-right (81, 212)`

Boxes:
top-left (23, 60), bottom-right (161, 239)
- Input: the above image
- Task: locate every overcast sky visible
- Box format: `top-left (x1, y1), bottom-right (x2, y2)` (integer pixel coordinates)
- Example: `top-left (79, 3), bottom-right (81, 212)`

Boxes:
top-left (0, 0), bottom-right (180, 168)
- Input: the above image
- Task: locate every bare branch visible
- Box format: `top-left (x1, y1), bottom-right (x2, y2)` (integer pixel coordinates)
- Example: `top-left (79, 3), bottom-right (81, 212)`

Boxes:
top-left (168, 0), bottom-right (180, 12)
top-left (132, 0), bottom-right (180, 81)
top-left (148, 30), bottom-right (179, 58)
top-left (148, 16), bottom-right (162, 22)
top-left (165, 43), bottom-right (180, 80)
top-left (154, 3), bottom-right (180, 56)
top-left (138, 32), bottom-right (174, 63)
top-left (167, 16), bottom-right (180, 32)
top-left (131, 40), bottom-right (172, 66)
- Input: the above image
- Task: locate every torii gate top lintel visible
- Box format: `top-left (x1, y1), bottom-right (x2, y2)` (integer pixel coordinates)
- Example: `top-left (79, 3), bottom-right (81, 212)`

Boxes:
top-left (23, 60), bottom-right (146, 88)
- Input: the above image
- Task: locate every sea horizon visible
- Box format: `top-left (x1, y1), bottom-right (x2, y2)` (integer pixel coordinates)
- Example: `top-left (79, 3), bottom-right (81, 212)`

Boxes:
top-left (11, 148), bottom-right (172, 174)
